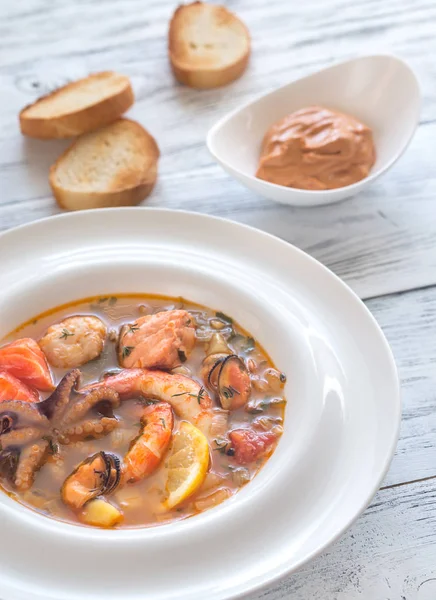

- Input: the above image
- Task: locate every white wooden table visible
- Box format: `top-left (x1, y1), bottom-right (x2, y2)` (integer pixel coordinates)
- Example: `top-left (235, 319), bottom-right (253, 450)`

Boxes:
top-left (1, 0), bottom-right (436, 598)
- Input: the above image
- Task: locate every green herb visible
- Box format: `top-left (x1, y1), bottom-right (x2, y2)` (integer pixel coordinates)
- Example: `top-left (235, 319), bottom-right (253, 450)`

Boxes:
top-left (197, 386), bottom-right (205, 404)
top-left (177, 349), bottom-right (187, 363)
top-left (126, 323), bottom-right (140, 335)
top-left (220, 385), bottom-right (240, 400)
top-left (133, 422), bottom-right (141, 428)
top-left (98, 297), bottom-right (109, 304)
top-left (186, 319), bottom-right (192, 326)
top-left (108, 296), bottom-right (118, 306)
top-left (215, 311), bottom-right (233, 324)
top-left (122, 346), bottom-right (134, 359)
top-left (172, 386), bottom-right (205, 405)
top-left (43, 436), bottom-right (59, 455)
top-left (137, 398), bottom-right (158, 406)
top-left (59, 328), bottom-right (74, 340)
top-left (160, 418), bottom-right (166, 428)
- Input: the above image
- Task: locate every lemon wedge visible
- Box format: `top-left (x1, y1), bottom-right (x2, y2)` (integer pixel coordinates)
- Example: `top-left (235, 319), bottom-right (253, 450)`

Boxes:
top-left (164, 420), bottom-right (210, 509)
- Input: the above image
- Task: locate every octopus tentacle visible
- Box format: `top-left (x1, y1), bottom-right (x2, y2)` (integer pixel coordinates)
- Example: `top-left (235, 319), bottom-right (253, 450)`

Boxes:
top-left (0, 371), bottom-right (121, 491)
top-left (14, 439), bottom-right (49, 491)
top-left (38, 369), bottom-right (81, 421)
top-left (60, 387), bottom-right (120, 427)
top-left (0, 402), bottom-right (49, 428)
top-left (0, 427), bottom-right (45, 448)
top-left (58, 417), bottom-right (119, 444)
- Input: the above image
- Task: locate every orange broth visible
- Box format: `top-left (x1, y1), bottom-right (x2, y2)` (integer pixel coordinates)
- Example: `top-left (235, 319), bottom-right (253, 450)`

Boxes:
top-left (0, 295), bottom-right (285, 528)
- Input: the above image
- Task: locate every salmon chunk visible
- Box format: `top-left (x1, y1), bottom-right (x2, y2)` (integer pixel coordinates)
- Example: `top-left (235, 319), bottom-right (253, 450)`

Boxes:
top-left (0, 338), bottom-right (54, 391)
top-left (0, 371), bottom-right (39, 403)
top-left (118, 310), bottom-right (195, 370)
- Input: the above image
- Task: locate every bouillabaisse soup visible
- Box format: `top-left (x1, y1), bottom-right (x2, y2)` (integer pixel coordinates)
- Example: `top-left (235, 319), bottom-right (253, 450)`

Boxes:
top-left (0, 295), bottom-right (285, 529)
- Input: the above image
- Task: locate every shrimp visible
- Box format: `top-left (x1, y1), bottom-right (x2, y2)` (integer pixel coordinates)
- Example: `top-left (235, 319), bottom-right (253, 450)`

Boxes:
top-left (61, 403), bottom-right (173, 510)
top-left (0, 371), bottom-right (39, 403)
top-left (39, 316), bottom-right (106, 369)
top-left (123, 402), bottom-right (173, 483)
top-left (118, 310), bottom-right (195, 370)
top-left (82, 369), bottom-right (214, 435)
top-left (0, 338), bottom-right (54, 391)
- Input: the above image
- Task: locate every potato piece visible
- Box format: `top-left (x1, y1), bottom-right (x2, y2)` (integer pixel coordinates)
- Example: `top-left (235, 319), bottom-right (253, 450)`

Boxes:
top-left (80, 499), bottom-right (123, 528)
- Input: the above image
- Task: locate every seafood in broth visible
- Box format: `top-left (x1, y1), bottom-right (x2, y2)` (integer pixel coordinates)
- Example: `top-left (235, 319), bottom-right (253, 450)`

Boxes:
top-left (0, 296), bottom-right (286, 529)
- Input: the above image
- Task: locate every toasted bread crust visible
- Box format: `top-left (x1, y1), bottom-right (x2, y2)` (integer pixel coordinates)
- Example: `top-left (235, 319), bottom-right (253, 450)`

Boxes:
top-left (169, 2), bottom-right (250, 89)
top-left (19, 72), bottom-right (134, 139)
top-left (49, 119), bottom-right (159, 211)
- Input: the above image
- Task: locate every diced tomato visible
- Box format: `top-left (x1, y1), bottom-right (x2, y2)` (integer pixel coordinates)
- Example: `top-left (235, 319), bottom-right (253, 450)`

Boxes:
top-left (229, 428), bottom-right (277, 465)
top-left (0, 338), bottom-right (54, 391)
top-left (0, 371), bottom-right (39, 403)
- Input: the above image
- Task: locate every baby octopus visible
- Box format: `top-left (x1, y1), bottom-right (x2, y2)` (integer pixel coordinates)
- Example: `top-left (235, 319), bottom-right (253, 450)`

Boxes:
top-left (0, 370), bottom-right (120, 491)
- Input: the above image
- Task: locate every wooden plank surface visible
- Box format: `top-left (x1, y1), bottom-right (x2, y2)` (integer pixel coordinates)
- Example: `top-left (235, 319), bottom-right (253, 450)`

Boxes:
top-left (1, 0), bottom-right (436, 598)
top-left (1, 0), bottom-right (436, 299)
top-left (251, 477), bottom-right (436, 600)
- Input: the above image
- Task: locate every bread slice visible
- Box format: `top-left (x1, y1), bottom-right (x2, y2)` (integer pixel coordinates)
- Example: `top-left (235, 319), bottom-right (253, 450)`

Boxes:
top-left (49, 119), bottom-right (159, 210)
top-left (169, 2), bottom-right (250, 89)
top-left (19, 72), bottom-right (134, 139)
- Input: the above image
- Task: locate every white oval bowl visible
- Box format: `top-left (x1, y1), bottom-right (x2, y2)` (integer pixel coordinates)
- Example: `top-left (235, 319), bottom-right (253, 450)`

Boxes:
top-left (0, 208), bottom-right (400, 599)
top-left (207, 55), bottom-right (420, 207)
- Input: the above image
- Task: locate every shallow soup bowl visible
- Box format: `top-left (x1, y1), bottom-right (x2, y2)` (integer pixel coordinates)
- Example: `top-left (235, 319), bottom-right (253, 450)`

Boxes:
top-left (207, 55), bottom-right (420, 207)
top-left (0, 208), bottom-right (400, 600)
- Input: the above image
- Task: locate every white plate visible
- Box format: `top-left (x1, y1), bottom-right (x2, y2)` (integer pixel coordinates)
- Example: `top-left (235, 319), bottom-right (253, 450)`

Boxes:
top-left (0, 208), bottom-right (400, 600)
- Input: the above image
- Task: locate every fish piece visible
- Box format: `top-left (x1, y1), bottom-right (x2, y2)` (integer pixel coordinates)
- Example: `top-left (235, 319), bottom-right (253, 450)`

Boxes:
top-left (0, 371), bottom-right (39, 403)
top-left (0, 338), bottom-right (54, 391)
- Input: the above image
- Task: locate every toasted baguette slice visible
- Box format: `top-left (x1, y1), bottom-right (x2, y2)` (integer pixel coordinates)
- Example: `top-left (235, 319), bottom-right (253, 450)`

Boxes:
top-left (169, 2), bottom-right (250, 89)
top-left (49, 119), bottom-right (159, 211)
top-left (19, 72), bottom-right (134, 139)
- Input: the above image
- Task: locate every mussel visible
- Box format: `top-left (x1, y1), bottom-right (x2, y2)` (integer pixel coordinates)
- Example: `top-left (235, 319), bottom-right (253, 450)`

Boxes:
top-left (61, 451), bottom-right (121, 510)
top-left (202, 334), bottom-right (251, 411)
top-left (0, 448), bottom-right (20, 483)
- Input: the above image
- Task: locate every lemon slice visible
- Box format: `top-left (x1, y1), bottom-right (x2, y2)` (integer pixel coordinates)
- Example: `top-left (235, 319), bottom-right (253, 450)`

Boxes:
top-left (164, 421), bottom-right (210, 509)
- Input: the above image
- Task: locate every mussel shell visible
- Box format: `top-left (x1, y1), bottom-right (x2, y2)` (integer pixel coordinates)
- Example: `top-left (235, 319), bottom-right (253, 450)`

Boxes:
top-left (102, 452), bottom-right (121, 495)
top-left (0, 448), bottom-right (20, 482)
top-left (217, 355), bottom-right (251, 411)
top-left (61, 451), bottom-right (121, 509)
top-left (206, 356), bottom-right (226, 389)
